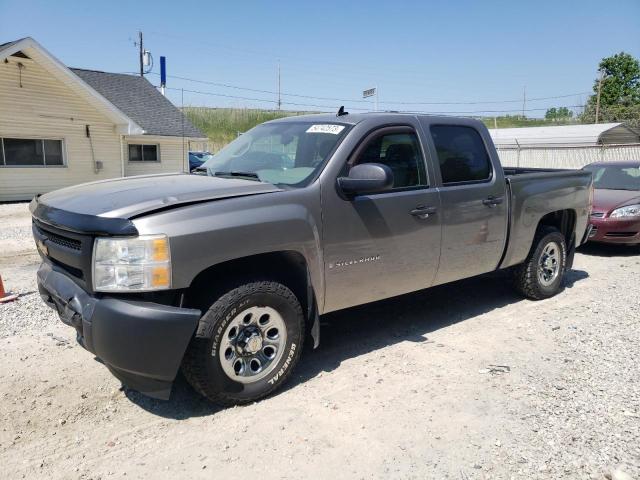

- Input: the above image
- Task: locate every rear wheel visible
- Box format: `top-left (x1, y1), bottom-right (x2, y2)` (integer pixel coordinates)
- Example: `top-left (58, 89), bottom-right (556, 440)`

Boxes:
top-left (182, 280), bottom-right (304, 406)
top-left (513, 226), bottom-right (567, 300)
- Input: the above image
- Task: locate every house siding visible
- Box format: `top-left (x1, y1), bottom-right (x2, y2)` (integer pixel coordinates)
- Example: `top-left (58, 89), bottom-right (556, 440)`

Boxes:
top-left (123, 135), bottom-right (189, 176)
top-left (0, 57), bottom-right (122, 201)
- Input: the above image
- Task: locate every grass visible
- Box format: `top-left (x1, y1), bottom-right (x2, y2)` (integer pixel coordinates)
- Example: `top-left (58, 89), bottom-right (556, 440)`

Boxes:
top-left (479, 115), bottom-right (579, 129)
top-left (183, 107), bottom-right (311, 151)
top-left (184, 107), bottom-right (624, 151)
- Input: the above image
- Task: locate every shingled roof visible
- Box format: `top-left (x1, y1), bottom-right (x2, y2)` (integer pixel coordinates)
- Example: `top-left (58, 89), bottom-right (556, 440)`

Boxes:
top-left (0, 39), bottom-right (21, 54)
top-left (71, 68), bottom-right (204, 138)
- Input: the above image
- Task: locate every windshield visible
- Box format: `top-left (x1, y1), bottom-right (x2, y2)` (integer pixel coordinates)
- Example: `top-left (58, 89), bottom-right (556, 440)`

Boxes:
top-left (201, 122), bottom-right (349, 187)
top-left (583, 164), bottom-right (640, 191)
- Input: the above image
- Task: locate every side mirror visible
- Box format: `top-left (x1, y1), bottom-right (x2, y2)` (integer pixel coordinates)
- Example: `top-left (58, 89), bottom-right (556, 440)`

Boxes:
top-left (337, 163), bottom-right (394, 197)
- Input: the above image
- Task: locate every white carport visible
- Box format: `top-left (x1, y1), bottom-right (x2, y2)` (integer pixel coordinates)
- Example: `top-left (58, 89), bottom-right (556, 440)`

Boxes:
top-left (489, 123), bottom-right (640, 169)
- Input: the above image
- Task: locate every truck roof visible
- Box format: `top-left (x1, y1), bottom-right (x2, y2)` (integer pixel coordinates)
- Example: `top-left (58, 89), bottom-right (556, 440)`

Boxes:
top-left (267, 111), bottom-right (484, 127)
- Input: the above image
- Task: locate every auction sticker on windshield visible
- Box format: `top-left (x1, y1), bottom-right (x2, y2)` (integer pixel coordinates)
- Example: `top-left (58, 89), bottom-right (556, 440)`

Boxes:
top-left (306, 124), bottom-right (345, 134)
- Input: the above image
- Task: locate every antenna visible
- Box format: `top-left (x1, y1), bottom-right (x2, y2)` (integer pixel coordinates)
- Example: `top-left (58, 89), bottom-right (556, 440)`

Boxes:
top-left (337, 106), bottom-right (349, 117)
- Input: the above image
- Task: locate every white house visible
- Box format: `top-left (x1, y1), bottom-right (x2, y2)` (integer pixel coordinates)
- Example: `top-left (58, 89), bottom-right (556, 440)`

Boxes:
top-left (0, 37), bottom-right (207, 201)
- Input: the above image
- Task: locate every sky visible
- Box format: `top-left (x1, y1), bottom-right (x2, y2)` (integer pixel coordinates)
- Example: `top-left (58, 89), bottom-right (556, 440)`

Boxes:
top-left (1, 0), bottom-right (639, 117)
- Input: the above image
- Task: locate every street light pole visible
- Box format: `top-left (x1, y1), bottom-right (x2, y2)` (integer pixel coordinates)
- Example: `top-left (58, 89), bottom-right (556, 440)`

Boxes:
top-left (595, 69), bottom-right (605, 124)
top-left (138, 31), bottom-right (144, 77)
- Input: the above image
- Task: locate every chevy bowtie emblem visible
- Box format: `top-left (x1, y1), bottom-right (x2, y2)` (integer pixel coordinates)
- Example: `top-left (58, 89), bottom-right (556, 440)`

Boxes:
top-left (37, 239), bottom-right (49, 256)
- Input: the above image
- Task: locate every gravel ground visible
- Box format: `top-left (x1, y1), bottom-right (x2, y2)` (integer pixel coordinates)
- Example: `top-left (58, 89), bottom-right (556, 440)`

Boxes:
top-left (0, 202), bottom-right (639, 480)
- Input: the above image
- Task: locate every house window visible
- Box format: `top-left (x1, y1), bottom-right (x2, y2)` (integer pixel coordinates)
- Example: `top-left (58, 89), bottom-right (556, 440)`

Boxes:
top-left (128, 144), bottom-right (159, 162)
top-left (0, 138), bottom-right (65, 167)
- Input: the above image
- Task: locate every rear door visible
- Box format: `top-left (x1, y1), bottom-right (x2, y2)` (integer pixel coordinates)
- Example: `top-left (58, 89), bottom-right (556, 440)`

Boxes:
top-left (420, 121), bottom-right (508, 285)
top-left (321, 123), bottom-right (442, 313)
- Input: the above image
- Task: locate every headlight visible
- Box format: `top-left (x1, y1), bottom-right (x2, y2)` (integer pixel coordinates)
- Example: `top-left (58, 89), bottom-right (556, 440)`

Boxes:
top-left (93, 235), bottom-right (171, 292)
top-left (610, 204), bottom-right (640, 218)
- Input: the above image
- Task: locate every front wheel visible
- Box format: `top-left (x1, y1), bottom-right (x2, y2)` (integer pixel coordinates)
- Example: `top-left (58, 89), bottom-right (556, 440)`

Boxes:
top-left (182, 280), bottom-right (304, 406)
top-left (512, 226), bottom-right (567, 300)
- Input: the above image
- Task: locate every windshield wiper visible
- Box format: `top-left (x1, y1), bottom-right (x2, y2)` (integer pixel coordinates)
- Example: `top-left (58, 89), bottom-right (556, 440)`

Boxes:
top-left (213, 171), bottom-right (261, 181)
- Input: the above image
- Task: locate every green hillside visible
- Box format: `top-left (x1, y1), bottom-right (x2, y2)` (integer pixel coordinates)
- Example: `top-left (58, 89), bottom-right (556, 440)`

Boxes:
top-left (183, 107), bottom-right (309, 150)
top-left (184, 108), bottom-right (586, 151)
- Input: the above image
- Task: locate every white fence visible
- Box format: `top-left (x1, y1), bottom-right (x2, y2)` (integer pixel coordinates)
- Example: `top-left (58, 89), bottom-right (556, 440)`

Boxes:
top-left (495, 143), bottom-right (640, 169)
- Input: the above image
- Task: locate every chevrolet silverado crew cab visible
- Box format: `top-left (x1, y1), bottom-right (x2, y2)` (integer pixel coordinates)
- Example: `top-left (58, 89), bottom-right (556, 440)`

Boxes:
top-left (31, 112), bottom-right (593, 406)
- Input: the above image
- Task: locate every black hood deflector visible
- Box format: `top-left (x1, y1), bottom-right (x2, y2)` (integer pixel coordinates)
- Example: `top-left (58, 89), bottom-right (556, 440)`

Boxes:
top-left (30, 198), bottom-right (138, 236)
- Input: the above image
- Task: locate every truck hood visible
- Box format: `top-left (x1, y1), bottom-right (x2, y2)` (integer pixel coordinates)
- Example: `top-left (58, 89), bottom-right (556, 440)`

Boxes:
top-left (36, 173), bottom-right (282, 219)
top-left (592, 188), bottom-right (640, 214)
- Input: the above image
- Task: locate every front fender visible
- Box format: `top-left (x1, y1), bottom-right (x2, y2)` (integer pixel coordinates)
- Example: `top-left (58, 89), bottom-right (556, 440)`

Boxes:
top-left (132, 187), bottom-right (325, 309)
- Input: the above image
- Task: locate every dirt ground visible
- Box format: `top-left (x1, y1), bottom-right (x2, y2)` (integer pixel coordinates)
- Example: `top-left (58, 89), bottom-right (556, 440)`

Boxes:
top-left (0, 202), bottom-right (638, 480)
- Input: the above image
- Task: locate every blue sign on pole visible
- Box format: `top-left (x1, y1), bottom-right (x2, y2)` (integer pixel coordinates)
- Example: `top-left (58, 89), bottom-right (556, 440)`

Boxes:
top-left (160, 56), bottom-right (166, 87)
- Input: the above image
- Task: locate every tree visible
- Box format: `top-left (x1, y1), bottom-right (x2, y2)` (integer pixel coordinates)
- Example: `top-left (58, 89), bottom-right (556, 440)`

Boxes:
top-left (595, 52), bottom-right (640, 106)
top-left (581, 52), bottom-right (640, 124)
top-left (545, 106), bottom-right (573, 121)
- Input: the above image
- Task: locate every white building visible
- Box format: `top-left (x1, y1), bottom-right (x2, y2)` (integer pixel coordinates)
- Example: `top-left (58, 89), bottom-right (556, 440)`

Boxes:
top-left (0, 37), bottom-right (207, 201)
top-left (489, 123), bottom-right (640, 169)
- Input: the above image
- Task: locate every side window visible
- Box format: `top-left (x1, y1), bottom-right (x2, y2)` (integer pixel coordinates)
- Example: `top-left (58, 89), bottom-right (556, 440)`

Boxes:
top-left (355, 132), bottom-right (427, 189)
top-left (1, 138), bottom-right (65, 167)
top-left (430, 126), bottom-right (492, 184)
top-left (128, 144), bottom-right (159, 162)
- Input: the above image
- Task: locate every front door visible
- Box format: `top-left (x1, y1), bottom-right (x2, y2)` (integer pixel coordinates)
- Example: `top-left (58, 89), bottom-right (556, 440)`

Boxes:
top-left (321, 126), bottom-right (442, 313)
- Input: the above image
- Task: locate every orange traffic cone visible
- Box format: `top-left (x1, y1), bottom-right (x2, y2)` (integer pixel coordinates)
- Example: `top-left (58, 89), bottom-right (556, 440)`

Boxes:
top-left (0, 275), bottom-right (18, 303)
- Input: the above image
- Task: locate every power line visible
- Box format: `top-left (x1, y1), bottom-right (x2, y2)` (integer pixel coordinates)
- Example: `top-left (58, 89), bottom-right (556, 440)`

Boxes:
top-left (164, 86), bottom-right (368, 111)
top-left (155, 72), bottom-right (590, 106)
top-left (167, 86), bottom-right (585, 115)
top-left (145, 29), bottom-right (595, 111)
top-left (391, 106), bottom-right (586, 115)
top-left (152, 73), bottom-right (371, 103)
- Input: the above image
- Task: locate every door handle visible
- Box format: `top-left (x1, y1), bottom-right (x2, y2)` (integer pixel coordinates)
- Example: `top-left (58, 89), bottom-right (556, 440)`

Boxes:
top-left (482, 196), bottom-right (504, 207)
top-left (410, 206), bottom-right (437, 219)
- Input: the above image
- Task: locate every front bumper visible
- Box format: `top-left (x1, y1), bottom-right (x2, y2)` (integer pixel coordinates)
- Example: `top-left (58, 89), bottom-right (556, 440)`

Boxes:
top-left (588, 216), bottom-right (640, 245)
top-left (37, 262), bottom-right (201, 400)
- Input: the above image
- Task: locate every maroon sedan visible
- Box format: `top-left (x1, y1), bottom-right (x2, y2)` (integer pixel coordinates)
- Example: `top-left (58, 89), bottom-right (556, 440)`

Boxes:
top-left (582, 161), bottom-right (640, 245)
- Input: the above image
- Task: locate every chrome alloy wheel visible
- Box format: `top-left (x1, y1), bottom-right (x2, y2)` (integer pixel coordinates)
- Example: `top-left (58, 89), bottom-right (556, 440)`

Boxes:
top-left (538, 241), bottom-right (561, 287)
top-left (219, 306), bottom-right (287, 383)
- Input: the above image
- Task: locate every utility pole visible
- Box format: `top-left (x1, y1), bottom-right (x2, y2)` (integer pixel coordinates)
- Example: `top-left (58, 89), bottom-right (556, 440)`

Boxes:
top-left (138, 31), bottom-right (144, 77)
top-left (522, 86), bottom-right (526, 119)
top-left (595, 69), bottom-right (604, 124)
top-left (277, 61), bottom-right (281, 111)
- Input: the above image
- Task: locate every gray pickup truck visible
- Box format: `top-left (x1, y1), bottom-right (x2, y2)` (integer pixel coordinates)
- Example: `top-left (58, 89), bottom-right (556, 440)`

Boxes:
top-left (31, 112), bottom-right (593, 405)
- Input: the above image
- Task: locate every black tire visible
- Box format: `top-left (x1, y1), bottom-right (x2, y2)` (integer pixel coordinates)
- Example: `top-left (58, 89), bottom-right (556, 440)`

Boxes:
top-left (182, 280), bottom-right (304, 406)
top-left (512, 226), bottom-right (567, 300)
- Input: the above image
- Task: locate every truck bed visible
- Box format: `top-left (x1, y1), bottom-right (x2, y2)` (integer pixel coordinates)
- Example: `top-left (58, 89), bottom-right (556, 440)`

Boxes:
top-left (499, 166), bottom-right (593, 270)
